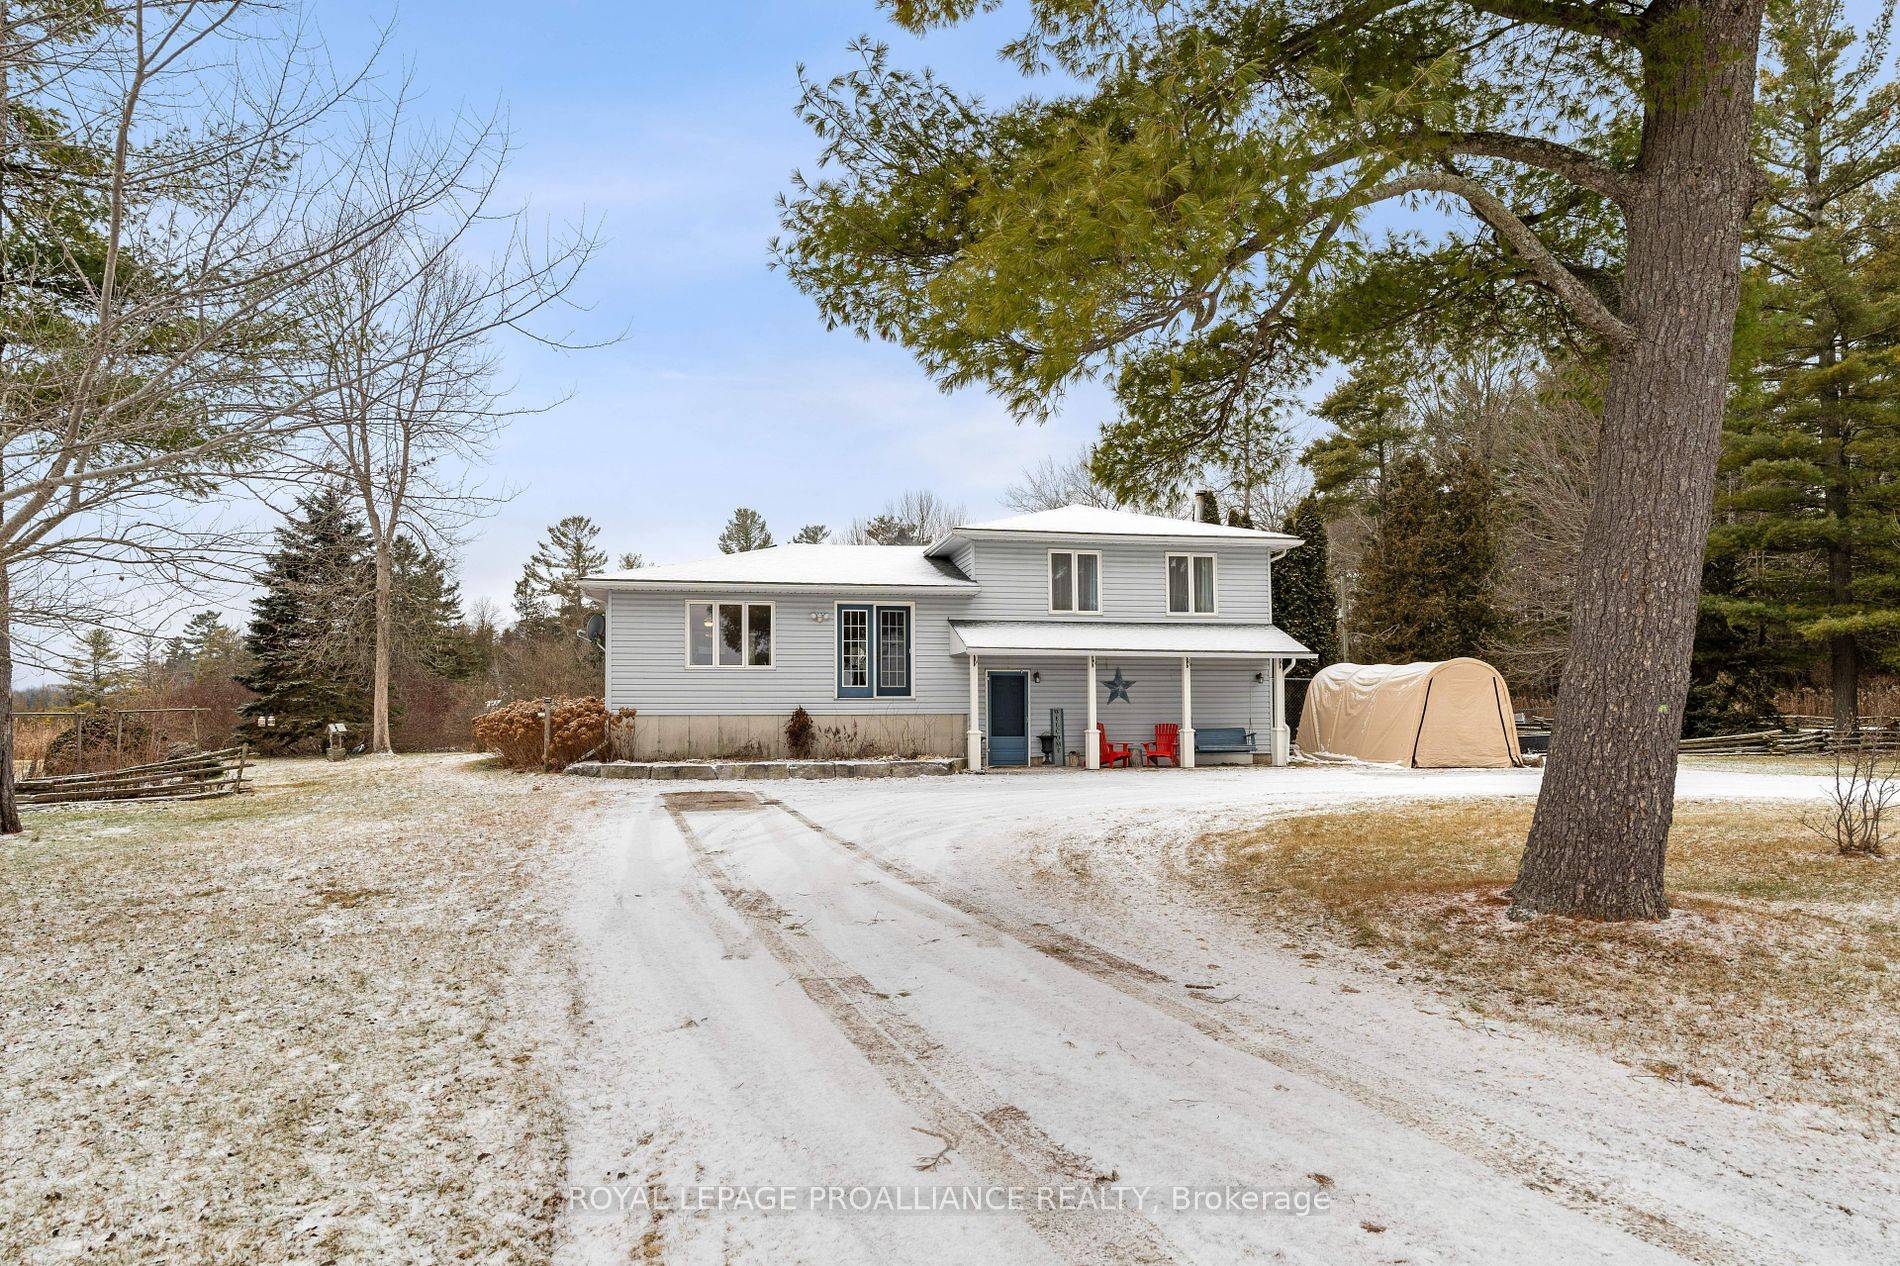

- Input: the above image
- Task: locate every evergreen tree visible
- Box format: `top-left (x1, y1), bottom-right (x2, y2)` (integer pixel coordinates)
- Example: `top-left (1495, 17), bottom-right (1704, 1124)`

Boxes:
top-left (617, 551), bottom-right (646, 569)
top-left (513, 516), bottom-right (609, 638)
top-left (1712, 0), bottom-right (1900, 732)
top-left (391, 538), bottom-right (478, 684)
top-left (236, 488), bottom-right (373, 753)
top-left (1275, 498), bottom-right (1340, 669)
top-left (1351, 454), bottom-right (1503, 663)
top-left (63, 628), bottom-right (125, 708)
top-left (717, 507), bottom-right (774, 553)
top-left (792, 523), bottom-right (830, 544)
top-left (1303, 366), bottom-right (1414, 514)
top-left (774, 0), bottom-right (1781, 918)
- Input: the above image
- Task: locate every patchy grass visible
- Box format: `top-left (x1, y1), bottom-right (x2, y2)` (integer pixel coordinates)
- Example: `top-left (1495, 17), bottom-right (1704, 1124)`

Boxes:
top-left (0, 754), bottom-right (599, 1265)
top-left (1189, 798), bottom-right (1900, 1133)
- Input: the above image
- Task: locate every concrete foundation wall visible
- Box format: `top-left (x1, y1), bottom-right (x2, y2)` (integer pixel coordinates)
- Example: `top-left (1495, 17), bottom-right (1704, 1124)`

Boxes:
top-left (621, 712), bottom-right (968, 760)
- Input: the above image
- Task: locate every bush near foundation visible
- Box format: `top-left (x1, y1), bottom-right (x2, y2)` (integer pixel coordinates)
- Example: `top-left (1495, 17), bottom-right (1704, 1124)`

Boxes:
top-left (473, 697), bottom-right (632, 770)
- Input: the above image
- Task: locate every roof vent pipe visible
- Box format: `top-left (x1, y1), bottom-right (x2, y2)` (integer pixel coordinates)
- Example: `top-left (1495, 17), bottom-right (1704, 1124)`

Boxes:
top-left (1192, 489), bottom-right (1220, 524)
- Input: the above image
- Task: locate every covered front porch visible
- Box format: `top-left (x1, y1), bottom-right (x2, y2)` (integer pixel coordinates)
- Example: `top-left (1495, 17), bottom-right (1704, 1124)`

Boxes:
top-left (948, 620), bottom-right (1312, 773)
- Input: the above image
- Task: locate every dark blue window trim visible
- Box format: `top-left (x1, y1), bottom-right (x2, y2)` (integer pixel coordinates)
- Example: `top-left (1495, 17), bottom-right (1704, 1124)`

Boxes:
top-left (837, 604), bottom-right (872, 698)
top-left (836, 603), bottom-right (912, 699)
top-left (874, 606), bottom-right (912, 698)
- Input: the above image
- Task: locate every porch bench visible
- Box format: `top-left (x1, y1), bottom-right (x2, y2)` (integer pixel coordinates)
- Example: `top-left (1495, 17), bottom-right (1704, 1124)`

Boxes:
top-left (1194, 726), bottom-right (1257, 756)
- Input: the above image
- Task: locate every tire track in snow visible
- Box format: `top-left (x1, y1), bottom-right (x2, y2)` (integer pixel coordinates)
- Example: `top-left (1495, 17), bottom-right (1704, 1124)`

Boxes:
top-left (759, 794), bottom-right (1761, 1266)
top-left (660, 794), bottom-right (1179, 1266)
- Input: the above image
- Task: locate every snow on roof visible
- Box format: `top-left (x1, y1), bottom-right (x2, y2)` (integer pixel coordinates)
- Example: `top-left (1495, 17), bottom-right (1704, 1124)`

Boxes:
top-left (580, 544), bottom-right (977, 593)
top-left (949, 620), bottom-right (1313, 658)
top-left (937, 504), bottom-right (1301, 550)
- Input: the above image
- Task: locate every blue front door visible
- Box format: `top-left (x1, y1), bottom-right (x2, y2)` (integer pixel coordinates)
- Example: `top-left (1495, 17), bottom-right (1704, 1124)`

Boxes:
top-left (987, 672), bottom-right (1029, 767)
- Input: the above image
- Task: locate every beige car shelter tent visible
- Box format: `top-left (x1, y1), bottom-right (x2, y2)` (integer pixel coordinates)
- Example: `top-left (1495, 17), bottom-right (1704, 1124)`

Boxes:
top-left (1296, 658), bottom-right (1523, 768)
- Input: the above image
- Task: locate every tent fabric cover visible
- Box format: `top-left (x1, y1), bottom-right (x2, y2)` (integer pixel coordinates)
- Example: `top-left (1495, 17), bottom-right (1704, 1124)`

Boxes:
top-left (1296, 658), bottom-right (1522, 768)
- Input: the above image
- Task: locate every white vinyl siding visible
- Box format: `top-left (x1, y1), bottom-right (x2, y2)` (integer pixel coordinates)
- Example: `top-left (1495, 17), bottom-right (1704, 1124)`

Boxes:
top-left (611, 590), bottom-right (970, 714)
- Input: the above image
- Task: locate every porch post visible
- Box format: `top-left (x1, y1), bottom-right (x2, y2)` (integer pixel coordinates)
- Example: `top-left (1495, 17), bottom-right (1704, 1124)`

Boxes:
top-left (1085, 654), bottom-right (1100, 769)
top-left (1180, 656), bottom-right (1196, 769)
top-left (967, 655), bottom-right (983, 773)
top-left (1271, 658), bottom-right (1290, 766)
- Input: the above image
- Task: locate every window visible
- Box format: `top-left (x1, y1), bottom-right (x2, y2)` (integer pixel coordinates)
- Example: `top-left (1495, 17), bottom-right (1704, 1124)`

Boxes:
top-left (687, 601), bottom-right (773, 667)
top-left (839, 606), bottom-right (870, 694)
top-left (1049, 550), bottom-right (1101, 614)
top-left (877, 607), bottom-right (911, 696)
top-left (838, 603), bottom-right (912, 698)
top-left (1167, 554), bottom-right (1217, 614)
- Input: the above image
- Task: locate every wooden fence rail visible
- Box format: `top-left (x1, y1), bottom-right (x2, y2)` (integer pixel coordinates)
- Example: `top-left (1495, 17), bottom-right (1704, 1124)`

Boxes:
top-left (15, 746), bottom-right (250, 806)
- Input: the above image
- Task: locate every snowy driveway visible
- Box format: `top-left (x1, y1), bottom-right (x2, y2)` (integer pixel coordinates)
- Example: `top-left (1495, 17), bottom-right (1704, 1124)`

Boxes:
top-left (553, 764), bottom-right (1894, 1266)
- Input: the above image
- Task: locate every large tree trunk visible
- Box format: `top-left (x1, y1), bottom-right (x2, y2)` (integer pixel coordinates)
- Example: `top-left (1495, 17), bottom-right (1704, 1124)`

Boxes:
top-left (1512, 3), bottom-right (1765, 921)
top-left (371, 539), bottom-right (393, 754)
top-left (1825, 443), bottom-right (1858, 734)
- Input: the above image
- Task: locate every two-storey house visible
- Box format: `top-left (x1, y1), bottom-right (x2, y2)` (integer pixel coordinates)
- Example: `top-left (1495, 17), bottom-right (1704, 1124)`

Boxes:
top-left (581, 505), bottom-right (1313, 769)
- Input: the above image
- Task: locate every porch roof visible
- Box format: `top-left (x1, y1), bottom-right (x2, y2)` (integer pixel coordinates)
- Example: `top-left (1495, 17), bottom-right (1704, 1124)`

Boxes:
top-left (948, 620), bottom-right (1312, 660)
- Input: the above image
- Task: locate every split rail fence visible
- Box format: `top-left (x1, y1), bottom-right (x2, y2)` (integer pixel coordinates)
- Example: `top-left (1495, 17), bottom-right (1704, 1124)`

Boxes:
top-left (14, 746), bottom-right (251, 806)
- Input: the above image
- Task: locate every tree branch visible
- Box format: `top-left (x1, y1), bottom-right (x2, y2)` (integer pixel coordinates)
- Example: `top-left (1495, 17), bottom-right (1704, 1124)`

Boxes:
top-left (1418, 129), bottom-right (1634, 203)
top-left (1468, 0), bottom-right (1645, 42)
top-left (1351, 170), bottom-right (1637, 348)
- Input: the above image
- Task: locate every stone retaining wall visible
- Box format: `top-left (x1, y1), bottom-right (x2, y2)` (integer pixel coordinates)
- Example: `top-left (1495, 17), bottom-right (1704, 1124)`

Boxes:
top-left (567, 758), bottom-right (964, 781)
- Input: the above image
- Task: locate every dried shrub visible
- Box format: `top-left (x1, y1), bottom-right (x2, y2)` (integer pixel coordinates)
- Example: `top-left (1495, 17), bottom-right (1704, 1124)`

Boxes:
top-left (818, 721), bottom-right (878, 760)
top-left (1810, 740), bottom-right (1897, 858)
top-left (472, 697), bottom-right (633, 771)
top-left (785, 707), bottom-right (815, 758)
top-left (37, 713), bottom-right (191, 775)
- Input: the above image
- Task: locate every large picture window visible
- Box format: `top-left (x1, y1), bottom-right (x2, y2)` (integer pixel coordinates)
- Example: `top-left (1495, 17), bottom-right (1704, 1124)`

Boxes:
top-left (687, 601), bottom-right (774, 667)
top-left (838, 603), bottom-right (912, 698)
top-left (1048, 550), bottom-right (1101, 614)
top-left (1167, 554), bottom-right (1217, 614)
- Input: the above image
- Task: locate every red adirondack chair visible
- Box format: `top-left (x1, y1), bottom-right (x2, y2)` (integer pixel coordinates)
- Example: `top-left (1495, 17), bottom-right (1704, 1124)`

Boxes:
top-left (1094, 722), bottom-right (1134, 768)
top-left (1142, 723), bottom-right (1180, 768)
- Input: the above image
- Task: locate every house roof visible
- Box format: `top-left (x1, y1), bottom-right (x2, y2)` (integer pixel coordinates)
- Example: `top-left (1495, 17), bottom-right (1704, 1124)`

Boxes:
top-left (579, 544), bottom-right (977, 596)
top-left (929, 504), bottom-right (1301, 554)
top-left (949, 620), bottom-right (1313, 659)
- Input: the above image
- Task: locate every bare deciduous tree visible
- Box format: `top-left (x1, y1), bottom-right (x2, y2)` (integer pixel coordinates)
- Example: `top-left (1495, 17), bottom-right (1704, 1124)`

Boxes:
top-left (0, 1), bottom-right (509, 830)
top-left (297, 160), bottom-right (601, 753)
top-left (845, 488), bottom-right (964, 545)
top-left (1002, 452), bottom-right (1125, 514)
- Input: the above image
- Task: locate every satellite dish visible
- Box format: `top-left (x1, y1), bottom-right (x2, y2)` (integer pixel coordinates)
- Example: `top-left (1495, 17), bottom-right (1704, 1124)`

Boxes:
top-left (582, 612), bottom-right (606, 648)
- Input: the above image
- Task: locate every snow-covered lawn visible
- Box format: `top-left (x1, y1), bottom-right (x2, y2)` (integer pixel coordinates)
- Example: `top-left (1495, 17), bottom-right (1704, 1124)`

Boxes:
top-left (0, 756), bottom-right (596, 1265)
top-left (1185, 795), bottom-right (1900, 1131)
top-left (7, 754), bottom-right (1895, 1265)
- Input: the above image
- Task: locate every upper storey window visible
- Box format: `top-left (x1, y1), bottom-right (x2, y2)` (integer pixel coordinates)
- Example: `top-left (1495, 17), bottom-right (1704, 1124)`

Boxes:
top-left (1049, 551), bottom-right (1101, 614)
top-left (1166, 554), bottom-right (1216, 614)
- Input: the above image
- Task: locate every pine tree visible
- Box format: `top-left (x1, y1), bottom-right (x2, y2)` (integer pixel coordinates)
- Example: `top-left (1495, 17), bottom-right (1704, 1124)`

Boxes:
top-left (717, 508), bottom-right (774, 553)
top-left (1351, 453), bottom-right (1502, 663)
top-left (1712, 0), bottom-right (1900, 732)
top-left (513, 516), bottom-right (609, 638)
top-left (236, 488), bottom-right (373, 753)
top-left (63, 629), bottom-right (124, 708)
top-left (1274, 498), bottom-right (1339, 669)
top-left (775, 0), bottom-right (1780, 918)
top-left (1303, 365), bottom-right (1414, 514)
top-left (792, 524), bottom-right (830, 544)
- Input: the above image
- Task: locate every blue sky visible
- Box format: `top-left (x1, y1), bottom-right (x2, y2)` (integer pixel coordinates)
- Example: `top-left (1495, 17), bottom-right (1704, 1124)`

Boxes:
top-left (322, 1), bottom-right (1118, 615)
